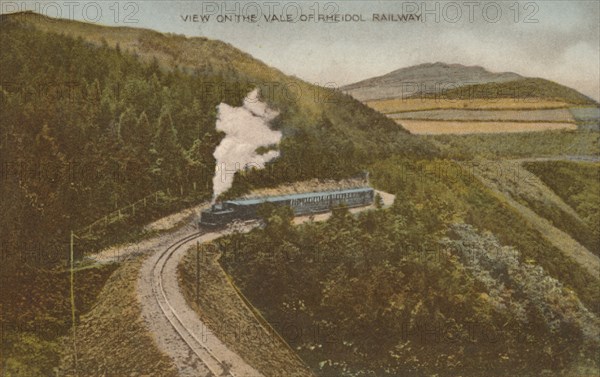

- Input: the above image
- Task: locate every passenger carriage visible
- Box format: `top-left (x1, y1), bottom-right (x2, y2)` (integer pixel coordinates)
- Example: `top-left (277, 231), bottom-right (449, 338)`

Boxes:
top-left (200, 187), bottom-right (375, 227)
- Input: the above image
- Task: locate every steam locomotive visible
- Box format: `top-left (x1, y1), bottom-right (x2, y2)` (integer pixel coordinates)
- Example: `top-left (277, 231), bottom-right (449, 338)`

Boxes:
top-left (199, 187), bottom-right (374, 227)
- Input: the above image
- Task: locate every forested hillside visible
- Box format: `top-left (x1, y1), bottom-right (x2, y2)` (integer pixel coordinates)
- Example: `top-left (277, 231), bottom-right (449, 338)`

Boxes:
top-left (220, 158), bottom-right (600, 376)
top-left (2, 12), bottom-right (598, 377)
top-left (0, 13), bottom-right (439, 375)
top-left (0, 13), bottom-right (437, 270)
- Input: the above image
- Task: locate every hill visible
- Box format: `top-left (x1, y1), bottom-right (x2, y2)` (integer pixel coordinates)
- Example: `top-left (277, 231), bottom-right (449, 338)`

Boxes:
top-left (341, 62), bottom-right (523, 101)
top-left (342, 62), bottom-right (598, 134)
top-left (0, 12), bottom-right (438, 376)
top-left (422, 77), bottom-right (598, 105)
top-left (2, 12), bottom-right (599, 377)
top-left (342, 62), bottom-right (597, 106)
top-left (0, 11), bottom-right (438, 268)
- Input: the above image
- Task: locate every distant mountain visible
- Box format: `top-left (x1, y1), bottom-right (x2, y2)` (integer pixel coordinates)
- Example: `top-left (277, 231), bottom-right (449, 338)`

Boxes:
top-left (342, 62), bottom-right (597, 105)
top-left (421, 77), bottom-right (599, 106)
top-left (341, 62), bottom-right (522, 101)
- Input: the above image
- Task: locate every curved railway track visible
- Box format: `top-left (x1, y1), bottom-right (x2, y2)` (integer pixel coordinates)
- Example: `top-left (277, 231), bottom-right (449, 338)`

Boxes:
top-left (147, 228), bottom-right (263, 377)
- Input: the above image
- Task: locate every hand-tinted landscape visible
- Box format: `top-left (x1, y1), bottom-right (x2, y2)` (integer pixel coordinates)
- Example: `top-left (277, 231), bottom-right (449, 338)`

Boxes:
top-left (1, 8), bottom-right (598, 377)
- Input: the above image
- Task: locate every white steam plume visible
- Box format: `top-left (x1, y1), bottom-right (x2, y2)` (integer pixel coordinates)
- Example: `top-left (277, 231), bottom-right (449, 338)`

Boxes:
top-left (212, 89), bottom-right (281, 203)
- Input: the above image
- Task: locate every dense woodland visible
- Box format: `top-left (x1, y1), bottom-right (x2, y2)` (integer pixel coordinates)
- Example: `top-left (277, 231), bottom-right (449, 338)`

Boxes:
top-left (0, 18), bottom-right (435, 270)
top-left (0, 17), bottom-right (436, 375)
top-left (221, 159), bottom-right (600, 376)
top-left (1, 14), bottom-right (598, 377)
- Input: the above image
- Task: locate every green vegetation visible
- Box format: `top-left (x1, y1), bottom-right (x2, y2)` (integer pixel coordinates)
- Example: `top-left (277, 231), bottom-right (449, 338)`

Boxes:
top-left (429, 130), bottom-right (599, 159)
top-left (370, 158), bottom-right (600, 314)
top-left (220, 185), bottom-right (599, 376)
top-left (514, 192), bottom-right (598, 255)
top-left (0, 14), bottom-right (437, 376)
top-left (58, 257), bottom-right (178, 377)
top-left (464, 159), bottom-right (598, 256)
top-left (524, 161), bottom-right (600, 254)
top-left (178, 246), bottom-right (314, 377)
top-left (0, 20), bottom-right (225, 270)
top-left (418, 78), bottom-right (598, 106)
top-left (2, 12), bottom-right (598, 377)
top-left (0, 14), bottom-right (437, 269)
top-left (0, 264), bottom-right (118, 376)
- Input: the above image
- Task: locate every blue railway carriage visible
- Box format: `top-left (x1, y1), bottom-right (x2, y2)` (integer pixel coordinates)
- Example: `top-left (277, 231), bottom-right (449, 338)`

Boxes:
top-left (200, 187), bottom-right (374, 226)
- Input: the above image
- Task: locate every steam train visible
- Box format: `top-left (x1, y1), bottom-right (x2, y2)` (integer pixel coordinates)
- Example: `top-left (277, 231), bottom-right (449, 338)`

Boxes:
top-left (200, 187), bottom-right (374, 227)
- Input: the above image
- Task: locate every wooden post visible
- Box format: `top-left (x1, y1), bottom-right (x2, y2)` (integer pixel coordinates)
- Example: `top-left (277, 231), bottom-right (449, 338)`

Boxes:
top-left (70, 231), bottom-right (78, 375)
top-left (196, 241), bottom-right (200, 304)
top-left (193, 182), bottom-right (197, 192)
top-left (132, 203), bottom-right (135, 216)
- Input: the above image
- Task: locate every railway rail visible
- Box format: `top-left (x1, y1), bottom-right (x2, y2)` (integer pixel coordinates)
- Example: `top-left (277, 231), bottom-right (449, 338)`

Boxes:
top-left (148, 228), bottom-right (263, 377)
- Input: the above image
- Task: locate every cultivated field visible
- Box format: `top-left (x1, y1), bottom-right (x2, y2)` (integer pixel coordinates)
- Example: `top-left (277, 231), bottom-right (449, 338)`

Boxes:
top-left (367, 98), bottom-right (572, 114)
top-left (391, 108), bottom-right (575, 122)
top-left (399, 120), bottom-right (577, 135)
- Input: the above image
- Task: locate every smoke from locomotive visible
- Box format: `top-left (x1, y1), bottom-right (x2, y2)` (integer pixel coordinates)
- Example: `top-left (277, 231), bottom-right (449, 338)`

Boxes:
top-left (212, 89), bottom-right (281, 204)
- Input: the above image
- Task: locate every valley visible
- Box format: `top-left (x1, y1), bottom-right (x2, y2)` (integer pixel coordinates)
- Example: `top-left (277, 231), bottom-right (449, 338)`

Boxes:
top-left (0, 10), bottom-right (599, 377)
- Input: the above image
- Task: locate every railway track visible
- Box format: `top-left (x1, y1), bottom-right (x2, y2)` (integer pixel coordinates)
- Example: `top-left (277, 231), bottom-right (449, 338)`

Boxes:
top-left (149, 229), bottom-right (256, 377)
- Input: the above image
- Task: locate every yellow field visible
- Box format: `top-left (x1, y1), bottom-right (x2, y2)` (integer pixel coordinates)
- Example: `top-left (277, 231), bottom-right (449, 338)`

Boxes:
top-left (367, 98), bottom-right (572, 114)
top-left (390, 108), bottom-right (575, 122)
top-left (398, 120), bottom-right (577, 135)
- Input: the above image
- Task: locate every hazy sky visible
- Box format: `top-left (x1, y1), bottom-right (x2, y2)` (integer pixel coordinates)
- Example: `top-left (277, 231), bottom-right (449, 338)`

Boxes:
top-left (3, 1), bottom-right (599, 100)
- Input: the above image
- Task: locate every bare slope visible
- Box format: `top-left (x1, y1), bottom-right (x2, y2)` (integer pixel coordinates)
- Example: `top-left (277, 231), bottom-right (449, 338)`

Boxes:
top-left (342, 62), bottom-right (522, 101)
top-left (342, 62), bottom-right (596, 106)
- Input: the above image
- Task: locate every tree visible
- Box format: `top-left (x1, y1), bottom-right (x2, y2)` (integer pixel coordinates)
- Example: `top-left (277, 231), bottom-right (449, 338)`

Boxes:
top-left (257, 203), bottom-right (295, 242)
top-left (118, 107), bottom-right (137, 145)
top-left (151, 108), bottom-right (185, 189)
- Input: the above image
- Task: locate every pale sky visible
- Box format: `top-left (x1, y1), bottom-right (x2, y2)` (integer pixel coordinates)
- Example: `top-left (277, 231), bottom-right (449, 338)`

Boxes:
top-left (3, 1), bottom-right (599, 100)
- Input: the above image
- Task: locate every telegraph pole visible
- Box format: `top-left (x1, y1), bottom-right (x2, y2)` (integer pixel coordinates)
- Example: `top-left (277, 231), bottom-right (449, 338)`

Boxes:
top-left (196, 241), bottom-right (200, 304)
top-left (70, 230), bottom-right (78, 375)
